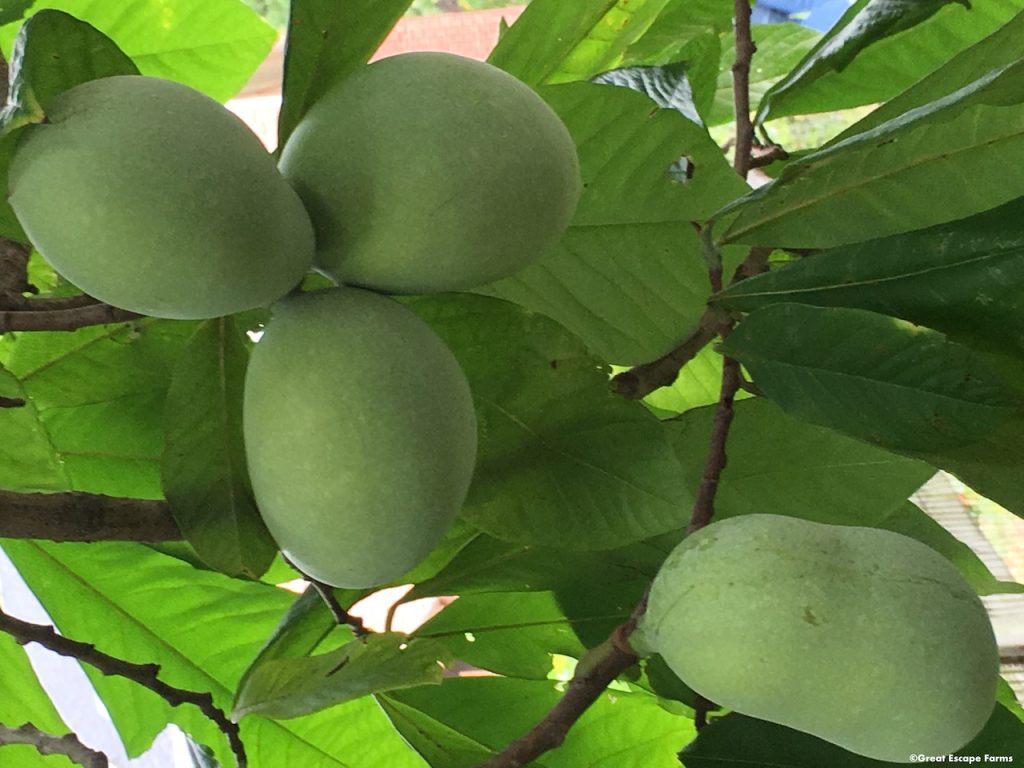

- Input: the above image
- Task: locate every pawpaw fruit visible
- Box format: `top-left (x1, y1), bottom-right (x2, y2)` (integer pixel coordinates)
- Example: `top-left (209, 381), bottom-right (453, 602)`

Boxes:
top-left (8, 75), bottom-right (314, 319)
top-left (278, 52), bottom-right (581, 293)
top-left (632, 514), bottom-right (999, 761)
top-left (243, 287), bottom-right (477, 588)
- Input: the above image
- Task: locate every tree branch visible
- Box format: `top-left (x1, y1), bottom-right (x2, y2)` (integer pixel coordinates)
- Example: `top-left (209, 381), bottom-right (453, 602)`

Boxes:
top-left (731, 0), bottom-right (755, 180)
top-left (0, 723), bottom-right (109, 768)
top-left (476, 624), bottom-right (641, 768)
top-left (309, 579), bottom-right (369, 638)
top-left (0, 303), bottom-right (141, 332)
top-left (610, 311), bottom-right (718, 399)
top-left (0, 609), bottom-right (246, 767)
top-left (0, 490), bottom-right (181, 541)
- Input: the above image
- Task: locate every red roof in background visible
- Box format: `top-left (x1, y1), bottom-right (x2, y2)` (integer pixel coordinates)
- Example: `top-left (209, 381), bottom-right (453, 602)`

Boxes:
top-left (373, 6), bottom-right (526, 62)
top-left (238, 6), bottom-right (527, 99)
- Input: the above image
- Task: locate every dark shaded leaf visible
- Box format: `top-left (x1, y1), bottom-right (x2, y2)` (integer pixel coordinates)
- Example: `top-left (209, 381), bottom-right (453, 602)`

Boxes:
top-left (715, 196), bottom-right (1024, 355)
top-left (162, 318), bottom-right (276, 579)
top-left (680, 706), bottom-right (1024, 767)
top-left (672, 398), bottom-right (933, 525)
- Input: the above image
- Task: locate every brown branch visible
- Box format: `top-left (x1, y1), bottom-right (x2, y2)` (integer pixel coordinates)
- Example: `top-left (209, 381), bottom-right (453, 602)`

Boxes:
top-left (0, 240), bottom-right (31, 299)
top-left (308, 579), bottom-right (369, 638)
top-left (0, 723), bottom-right (109, 768)
top-left (0, 490), bottom-right (181, 541)
top-left (731, 0), bottom-right (756, 179)
top-left (610, 311), bottom-right (718, 399)
top-left (476, 624), bottom-right (641, 768)
top-left (0, 396), bottom-right (25, 408)
top-left (0, 293), bottom-right (105, 311)
top-left (0, 303), bottom-right (141, 332)
top-left (749, 142), bottom-right (788, 169)
top-left (0, 609), bottom-right (246, 767)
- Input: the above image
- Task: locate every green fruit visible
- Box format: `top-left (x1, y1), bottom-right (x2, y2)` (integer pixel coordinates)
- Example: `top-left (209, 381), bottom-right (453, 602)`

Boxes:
top-left (633, 514), bottom-right (998, 761)
top-left (9, 75), bottom-right (314, 319)
top-left (279, 52), bottom-right (581, 294)
top-left (243, 287), bottom-right (477, 588)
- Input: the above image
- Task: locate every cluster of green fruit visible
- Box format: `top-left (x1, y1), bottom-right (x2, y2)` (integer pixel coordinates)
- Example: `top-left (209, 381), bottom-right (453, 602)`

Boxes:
top-left (9, 52), bottom-right (581, 587)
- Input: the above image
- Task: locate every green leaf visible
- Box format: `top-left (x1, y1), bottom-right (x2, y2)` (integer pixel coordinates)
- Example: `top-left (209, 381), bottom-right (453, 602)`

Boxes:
top-left (879, 502), bottom-right (1024, 596)
top-left (480, 81), bottom-right (747, 365)
top-left (278, 0), bottom-right (412, 148)
top-left (0, 362), bottom-right (67, 491)
top-left (717, 60), bottom-right (1024, 249)
top-left (488, 0), bottom-right (673, 86)
top-left (1, 541), bottom-right (423, 768)
top-left (233, 633), bottom-right (450, 721)
top-left (1, 9), bottom-right (138, 133)
top-left (714, 196), bottom-right (1024, 355)
top-left (831, 8), bottom-right (1024, 140)
top-left (592, 61), bottom-right (700, 125)
top-left (162, 318), bottom-right (276, 579)
top-left (719, 304), bottom-right (1024, 522)
top-left (5, 320), bottom-right (197, 498)
top-left (680, 706), bottom-right (1024, 766)
top-left (707, 23), bottom-right (820, 127)
top-left (0, 628), bottom-right (75, 768)
top-left (755, 0), bottom-right (1024, 122)
top-left (415, 591), bottom-right (599, 679)
top-left (721, 304), bottom-right (1023, 453)
top-left (635, 345), bottom-right (751, 416)
top-left (409, 294), bottom-right (692, 549)
top-left (0, 0), bottom-right (31, 25)
top-left (1, 0), bottom-right (276, 102)
top-left (672, 398), bottom-right (934, 526)
top-left (386, 678), bottom-right (696, 768)
top-left (404, 530), bottom-right (680, 603)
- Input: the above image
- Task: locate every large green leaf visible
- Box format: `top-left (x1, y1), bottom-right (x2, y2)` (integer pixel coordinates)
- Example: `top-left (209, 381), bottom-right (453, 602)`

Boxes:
top-left (832, 8), bottom-right (1024, 140)
top-left (277, 0), bottom-right (412, 148)
top-left (721, 304), bottom-right (1023, 453)
top-left (409, 294), bottom-right (692, 550)
top-left (488, 0), bottom-right (671, 86)
top-left (680, 706), bottom-right (1024, 767)
top-left (720, 304), bottom-right (1024, 521)
top-left (714, 196), bottom-right (1024, 355)
top-left (672, 398), bottom-right (934, 526)
top-left (162, 318), bottom-right (276, 579)
top-left (2, 540), bottom-right (424, 768)
top-left (0, 627), bottom-right (74, 768)
top-left (706, 23), bottom-right (820, 127)
top-left (717, 60), bottom-right (1024, 249)
top-left (879, 502), bottom-right (1024, 596)
top-left (480, 81), bottom-right (747, 365)
top-left (0, 362), bottom-right (66, 491)
top-left (756, 0), bottom-right (1024, 122)
top-left (0, 0), bottom-right (275, 101)
top-left (385, 678), bottom-right (695, 768)
top-left (233, 633), bottom-right (451, 721)
top-left (5, 320), bottom-right (197, 498)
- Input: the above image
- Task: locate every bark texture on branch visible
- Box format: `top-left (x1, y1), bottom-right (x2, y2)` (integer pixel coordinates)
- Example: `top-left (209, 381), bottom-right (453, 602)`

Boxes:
top-left (0, 723), bottom-right (109, 768)
top-left (0, 490), bottom-right (181, 541)
top-left (0, 303), bottom-right (142, 332)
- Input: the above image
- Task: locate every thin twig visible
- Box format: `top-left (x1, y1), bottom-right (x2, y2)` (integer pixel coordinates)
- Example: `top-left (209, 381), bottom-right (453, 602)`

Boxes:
top-left (308, 580), bottom-right (369, 638)
top-left (0, 490), bottom-right (181, 541)
top-left (610, 311), bottom-right (718, 399)
top-left (731, 0), bottom-right (756, 179)
top-left (0, 723), bottom-right (109, 768)
top-left (476, 617), bottom-right (644, 768)
top-left (0, 303), bottom-right (141, 332)
top-left (0, 609), bottom-right (246, 767)
top-left (749, 142), bottom-right (788, 169)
